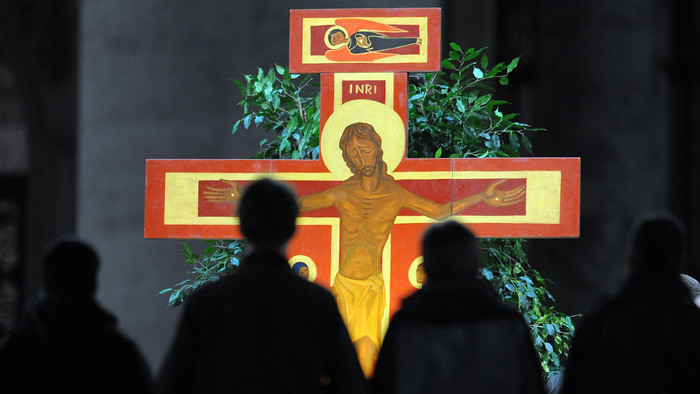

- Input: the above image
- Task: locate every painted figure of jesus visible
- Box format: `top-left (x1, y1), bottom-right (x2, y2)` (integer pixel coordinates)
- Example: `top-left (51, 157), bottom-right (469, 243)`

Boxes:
top-left (204, 122), bottom-right (525, 376)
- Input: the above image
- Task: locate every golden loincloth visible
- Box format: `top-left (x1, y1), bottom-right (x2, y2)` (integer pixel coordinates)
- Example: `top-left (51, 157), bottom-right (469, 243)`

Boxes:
top-left (331, 273), bottom-right (386, 346)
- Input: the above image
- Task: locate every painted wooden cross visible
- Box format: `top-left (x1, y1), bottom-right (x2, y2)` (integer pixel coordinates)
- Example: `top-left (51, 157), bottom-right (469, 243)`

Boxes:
top-left (145, 8), bottom-right (580, 376)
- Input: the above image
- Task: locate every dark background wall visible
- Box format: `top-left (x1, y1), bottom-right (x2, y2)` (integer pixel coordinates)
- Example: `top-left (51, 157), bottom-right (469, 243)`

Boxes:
top-left (1, 0), bottom-right (698, 372)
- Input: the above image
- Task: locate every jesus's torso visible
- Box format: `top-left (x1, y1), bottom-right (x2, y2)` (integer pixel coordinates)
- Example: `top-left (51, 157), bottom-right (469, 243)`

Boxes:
top-left (332, 179), bottom-right (408, 279)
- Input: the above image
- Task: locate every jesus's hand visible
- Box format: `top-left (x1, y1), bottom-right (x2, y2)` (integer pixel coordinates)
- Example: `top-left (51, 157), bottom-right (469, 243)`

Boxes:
top-left (202, 180), bottom-right (242, 203)
top-left (482, 179), bottom-right (525, 207)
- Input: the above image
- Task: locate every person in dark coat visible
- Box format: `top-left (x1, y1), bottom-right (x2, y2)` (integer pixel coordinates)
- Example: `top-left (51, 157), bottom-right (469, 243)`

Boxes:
top-left (561, 211), bottom-right (700, 393)
top-left (0, 237), bottom-right (153, 393)
top-left (372, 220), bottom-right (544, 394)
top-left (156, 178), bottom-right (367, 394)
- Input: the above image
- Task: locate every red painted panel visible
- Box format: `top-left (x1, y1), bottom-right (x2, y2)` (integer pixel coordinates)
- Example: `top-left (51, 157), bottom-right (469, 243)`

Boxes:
top-left (290, 8), bottom-right (441, 73)
top-left (389, 223), bottom-right (426, 317)
top-left (287, 225), bottom-right (333, 289)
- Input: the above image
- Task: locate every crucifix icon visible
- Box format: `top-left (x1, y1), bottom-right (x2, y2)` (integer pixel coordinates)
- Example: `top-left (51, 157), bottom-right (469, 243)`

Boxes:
top-left (145, 8), bottom-right (580, 377)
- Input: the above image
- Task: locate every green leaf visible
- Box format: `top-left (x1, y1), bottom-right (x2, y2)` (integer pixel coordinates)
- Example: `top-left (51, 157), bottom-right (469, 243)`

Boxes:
top-left (275, 64), bottom-right (285, 75)
top-left (449, 42), bottom-right (462, 52)
top-left (481, 54), bottom-right (489, 69)
top-left (499, 76), bottom-right (510, 86)
top-left (435, 147), bottom-right (442, 158)
top-left (286, 116), bottom-right (299, 134)
top-left (263, 85), bottom-right (273, 100)
top-left (169, 290), bottom-right (183, 306)
top-left (442, 59), bottom-right (457, 70)
top-left (522, 134), bottom-right (533, 154)
top-left (507, 57), bottom-right (520, 73)
top-left (472, 67), bottom-right (484, 79)
top-left (502, 113), bottom-right (518, 122)
top-left (509, 133), bottom-right (520, 151)
top-left (474, 94), bottom-right (492, 107)
top-left (182, 243), bottom-right (193, 258)
top-left (464, 47), bottom-right (483, 62)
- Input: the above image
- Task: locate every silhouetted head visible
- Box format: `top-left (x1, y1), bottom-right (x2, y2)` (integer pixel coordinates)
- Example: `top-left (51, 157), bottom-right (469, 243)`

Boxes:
top-left (42, 236), bottom-right (99, 298)
top-left (237, 178), bottom-right (299, 250)
top-left (626, 211), bottom-right (686, 274)
top-left (338, 122), bottom-right (393, 180)
top-left (422, 221), bottom-right (481, 282)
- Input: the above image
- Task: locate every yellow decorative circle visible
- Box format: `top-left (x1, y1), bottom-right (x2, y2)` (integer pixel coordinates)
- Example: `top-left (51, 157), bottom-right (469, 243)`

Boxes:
top-left (321, 99), bottom-right (406, 180)
top-left (324, 25), bottom-right (349, 50)
top-left (288, 255), bottom-right (317, 282)
top-left (408, 256), bottom-right (424, 289)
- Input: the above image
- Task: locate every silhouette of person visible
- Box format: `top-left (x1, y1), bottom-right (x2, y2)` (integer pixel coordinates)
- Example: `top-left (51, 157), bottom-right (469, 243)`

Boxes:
top-left (561, 211), bottom-right (700, 393)
top-left (204, 122), bottom-right (525, 376)
top-left (157, 178), bottom-right (367, 394)
top-left (0, 236), bottom-right (153, 393)
top-left (372, 221), bottom-right (544, 393)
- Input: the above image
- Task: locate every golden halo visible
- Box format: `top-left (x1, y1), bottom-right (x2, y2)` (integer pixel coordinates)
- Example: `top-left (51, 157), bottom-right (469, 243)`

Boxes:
top-left (288, 255), bottom-right (317, 282)
top-left (324, 26), bottom-right (349, 50)
top-left (408, 256), bottom-right (424, 289)
top-left (321, 99), bottom-right (406, 180)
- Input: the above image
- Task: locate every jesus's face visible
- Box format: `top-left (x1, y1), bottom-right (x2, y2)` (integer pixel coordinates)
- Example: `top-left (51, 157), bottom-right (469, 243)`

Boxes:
top-left (346, 135), bottom-right (379, 177)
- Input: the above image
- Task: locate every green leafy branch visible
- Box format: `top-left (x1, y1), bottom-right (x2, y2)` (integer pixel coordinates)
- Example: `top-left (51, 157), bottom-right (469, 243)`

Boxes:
top-left (408, 44), bottom-right (544, 159)
top-left (480, 238), bottom-right (576, 375)
top-left (159, 240), bottom-right (244, 307)
top-left (232, 65), bottom-right (320, 160)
